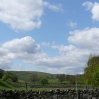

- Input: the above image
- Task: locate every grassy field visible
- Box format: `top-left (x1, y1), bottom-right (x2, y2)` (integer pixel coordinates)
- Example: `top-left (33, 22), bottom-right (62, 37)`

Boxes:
top-left (0, 79), bottom-right (84, 91)
top-left (0, 79), bottom-right (15, 90)
top-left (0, 71), bottom-right (84, 91)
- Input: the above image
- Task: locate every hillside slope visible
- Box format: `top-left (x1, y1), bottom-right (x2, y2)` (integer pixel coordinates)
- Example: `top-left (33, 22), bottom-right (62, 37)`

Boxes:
top-left (10, 71), bottom-right (57, 81)
top-left (0, 79), bottom-right (14, 89)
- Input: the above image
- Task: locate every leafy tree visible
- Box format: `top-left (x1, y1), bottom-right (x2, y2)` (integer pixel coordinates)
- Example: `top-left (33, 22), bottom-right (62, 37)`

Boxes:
top-left (0, 69), bottom-right (4, 79)
top-left (2, 71), bottom-right (18, 82)
top-left (29, 73), bottom-right (39, 84)
top-left (66, 75), bottom-right (76, 84)
top-left (40, 78), bottom-right (48, 85)
top-left (83, 55), bottom-right (99, 87)
top-left (56, 74), bottom-right (66, 84)
top-left (76, 75), bottom-right (84, 85)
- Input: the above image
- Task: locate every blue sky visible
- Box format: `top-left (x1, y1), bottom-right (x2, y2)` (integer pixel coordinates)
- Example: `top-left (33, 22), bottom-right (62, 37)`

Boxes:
top-left (0, 0), bottom-right (99, 74)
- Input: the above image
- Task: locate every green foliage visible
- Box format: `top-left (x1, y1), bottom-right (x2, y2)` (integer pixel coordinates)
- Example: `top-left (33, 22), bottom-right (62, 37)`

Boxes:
top-left (0, 69), bottom-right (4, 79)
top-left (92, 66), bottom-right (99, 86)
top-left (29, 73), bottom-right (39, 84)
top-left (56, 74), bottom-right (66, 84)
top-left (40, 78), bottom-right (48, 85)
top-left (2, 71), bottom-right (18, 82)
top-left (0, 79), bottom-right (14, 89)
top-left (66, 75), bottom-right (76, 84)
top-left (83, 55), bottom-right (99, 87)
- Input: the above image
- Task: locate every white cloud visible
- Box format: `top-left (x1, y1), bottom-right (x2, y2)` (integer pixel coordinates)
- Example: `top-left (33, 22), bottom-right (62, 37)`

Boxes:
top-left (0, 48), bottom-right (12, 69)
top-left (68, 28), bottom-right (99, 51)
top-left (0, 0), bottom-right (43, 31)
top-left (0, 0), bottom-right (63, 31)
top-left (0, 27), bottom-right (99, 74)
top-left (83, 2), bottom-right (99, 21)
top-left (67, 21), bottom-right (77, 28)
top-left (41, 42), bottom-right (50, 46)
top-left (43, 2), bottom-right (63, 12)
top-left (91, 2), bottom-right (99, 21)
top-left (82, 1), bottom-right (93, 10)
top-left (40, 27), bottom-right (99, 74)
top-left (0, 36), bottom-right (48, 69)
top-left (2, 36), bottom-right (40, 54)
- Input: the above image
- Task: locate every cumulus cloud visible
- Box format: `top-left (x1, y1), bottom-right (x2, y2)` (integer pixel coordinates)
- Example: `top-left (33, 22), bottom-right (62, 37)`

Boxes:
top-left (0, 27), bottom-right (99, 74)
top-left (68, 28), bottom-right (99, 51)
top-left (0, 0), bottom-right (43, 31)
top-left (2, 36), bottom-right (40, 54)
top-left (67, 21), bottom-right (77, 28)
top-left (0, 0), bottom-right (63, 31)
top-left (44, 27), bottom-right (99, 74)
top-left (0, 36), bottom-right (48, 69)
top-left (83, 2), bottom-right (99, 21)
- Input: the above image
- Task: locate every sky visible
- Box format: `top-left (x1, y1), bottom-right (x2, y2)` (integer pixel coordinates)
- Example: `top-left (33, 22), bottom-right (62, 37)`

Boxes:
top-left (0, 0), bottom-right (99, 74)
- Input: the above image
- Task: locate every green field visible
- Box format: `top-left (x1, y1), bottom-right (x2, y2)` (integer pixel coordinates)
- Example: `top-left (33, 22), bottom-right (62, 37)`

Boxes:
top-left (0, 71), bottom-right (84, 91)
top-left (0, 79), bottom-right (15, 89)
top-left (0, 79), bottom-right (77, 91)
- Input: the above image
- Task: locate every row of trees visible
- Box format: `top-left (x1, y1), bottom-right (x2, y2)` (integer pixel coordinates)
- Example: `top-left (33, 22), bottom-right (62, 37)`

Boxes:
top-left (0, 69), bottom-right (83, 86)
top-left (29, 73), bottom-right (83, 85)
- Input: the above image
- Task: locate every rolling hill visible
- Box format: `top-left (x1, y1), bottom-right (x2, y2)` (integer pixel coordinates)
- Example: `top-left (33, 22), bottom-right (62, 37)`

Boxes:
top-left (10, 71), bottom-right (57, 81)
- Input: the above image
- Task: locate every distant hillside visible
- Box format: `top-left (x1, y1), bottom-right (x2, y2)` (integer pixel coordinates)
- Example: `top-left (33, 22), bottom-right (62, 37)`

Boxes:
top-left (10, 71), bottom-right (57, 81)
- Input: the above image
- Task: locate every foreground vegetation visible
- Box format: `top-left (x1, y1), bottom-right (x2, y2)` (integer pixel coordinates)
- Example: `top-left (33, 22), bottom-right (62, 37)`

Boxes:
top-left (0, 70), bottom-right (84, 90)
top-left (0, 79), bottom-right (15, 89)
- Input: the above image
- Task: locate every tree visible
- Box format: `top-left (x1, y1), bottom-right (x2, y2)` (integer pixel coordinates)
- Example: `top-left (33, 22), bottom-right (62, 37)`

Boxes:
top-left (66, 75), bottom-right (76, 84)
top-left (83, 55), bottom-right (99, 87)
top-left (40, 78), bottom-right (48, 86)
top-left (56, 74), bottom-right (66, 84)
top-left (0, 69), bottom-right (4, 79)
top-left (29, 73), bottom-right (39, 84)
top-left (2, 71), bottom-right (18, 82)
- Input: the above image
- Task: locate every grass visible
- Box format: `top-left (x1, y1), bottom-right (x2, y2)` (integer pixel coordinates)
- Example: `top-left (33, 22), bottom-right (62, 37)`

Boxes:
top-left (0, 79), bottom-right (84, 91)
top-left (0, 71), bottom-right (84, 91)
top-left (48, 78), bottom-right (58, 83)
top-left (0, 79), bottom-right (15, 89)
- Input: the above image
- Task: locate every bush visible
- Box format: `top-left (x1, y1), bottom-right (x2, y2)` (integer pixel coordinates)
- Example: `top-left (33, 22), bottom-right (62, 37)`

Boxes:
top-left (2, 71), bottom-right (18, 82)
top-left (40, 78), bottom-right (48, 85)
